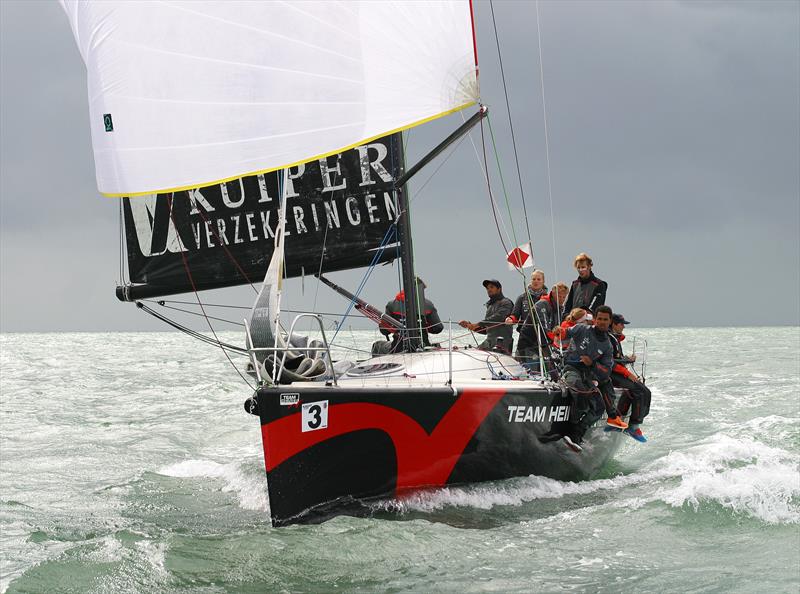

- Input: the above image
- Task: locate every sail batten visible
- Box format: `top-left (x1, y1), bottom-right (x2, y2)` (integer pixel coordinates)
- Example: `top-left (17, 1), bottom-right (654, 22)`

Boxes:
top-left (61, 0), bottom-right (479, 197)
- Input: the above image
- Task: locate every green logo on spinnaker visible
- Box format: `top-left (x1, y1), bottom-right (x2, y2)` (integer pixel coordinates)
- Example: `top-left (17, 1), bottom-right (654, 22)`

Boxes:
top-left (103, 114), bottom-right (113, 132)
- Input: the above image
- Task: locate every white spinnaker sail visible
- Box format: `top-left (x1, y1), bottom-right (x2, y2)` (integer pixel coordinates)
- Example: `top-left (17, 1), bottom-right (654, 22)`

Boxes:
top-left (60, 0), bottom-right (479, 197)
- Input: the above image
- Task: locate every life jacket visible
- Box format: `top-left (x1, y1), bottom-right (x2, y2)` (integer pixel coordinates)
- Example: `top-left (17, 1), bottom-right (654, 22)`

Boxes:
top-left (553, 318), bottom-right (576, 349)
top-left (610, 332), bottom-right (635, 379)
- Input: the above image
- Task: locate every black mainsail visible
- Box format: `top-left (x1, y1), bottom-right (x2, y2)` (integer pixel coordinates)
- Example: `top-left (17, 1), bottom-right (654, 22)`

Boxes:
top-left (118, 135), bottom-right (402, 301)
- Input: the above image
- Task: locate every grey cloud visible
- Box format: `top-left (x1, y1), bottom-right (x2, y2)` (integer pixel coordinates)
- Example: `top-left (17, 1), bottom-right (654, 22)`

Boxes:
top-left (1, 0), bottom-right (797, 331)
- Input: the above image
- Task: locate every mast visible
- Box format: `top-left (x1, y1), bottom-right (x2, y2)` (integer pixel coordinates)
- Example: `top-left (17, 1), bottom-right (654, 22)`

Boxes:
top-left (394, 136), bottom-right (423, 351)
top-left (394, 107), bottom-right (488, 352)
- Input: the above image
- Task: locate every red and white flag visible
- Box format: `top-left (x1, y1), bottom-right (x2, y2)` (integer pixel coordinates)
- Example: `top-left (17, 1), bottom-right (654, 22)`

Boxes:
top-left (506, 243), bottom-right (534, 270)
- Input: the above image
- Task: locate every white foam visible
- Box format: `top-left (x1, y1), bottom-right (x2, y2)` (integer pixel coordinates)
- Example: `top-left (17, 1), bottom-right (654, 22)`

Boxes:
top-left (158, 459), bottom-right (269, 512)
top-left (134, 540), bottom-right (167, 577)
top-left (376, 434), bottom-right (800, 525)
top-left (654, 435), bottom-right (800, 524)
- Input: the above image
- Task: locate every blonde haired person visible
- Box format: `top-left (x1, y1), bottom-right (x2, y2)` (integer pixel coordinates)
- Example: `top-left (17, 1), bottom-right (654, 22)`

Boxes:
top-left (525, 282), bottom-right (569, 373)
top-left (563, 252), bottom-right (607, 314)
top-left (504, 269), bottom-right (549, 367)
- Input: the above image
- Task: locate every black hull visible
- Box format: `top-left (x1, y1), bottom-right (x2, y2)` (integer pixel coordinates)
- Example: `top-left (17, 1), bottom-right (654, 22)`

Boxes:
top-left (248, 385), bottom-right (624, 526)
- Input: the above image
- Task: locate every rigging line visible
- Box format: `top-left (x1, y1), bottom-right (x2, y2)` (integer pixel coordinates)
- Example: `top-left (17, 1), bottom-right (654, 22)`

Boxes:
top-left (486, 114), bottom-right (527, 281)
top-left (146, 299), bottom-right (385, 321)
top-left (191, 197), bottom-right (259, 294)
top-left (489, 0), bottom-right (533, 248)
top-left (167, 193), bottom-right (256, 390)
top-left (479, 118), bottom-right (510, 255)
top-left (329, 224), bottom-right (397, 343)
top-left (150, 299), bottom-right (251, 309)
top-left (407, 133), bottom-right (470, 206)
top-left (153, 302), bottom-right (245, 327)
top-left (310, 159), bottom-right (346, 333)
top-left (535, 0), bottom-right (560, 290)
top-left (136, 302), bottom-right (249, 355)
top-left (463, 112), bottom-right (515, 253)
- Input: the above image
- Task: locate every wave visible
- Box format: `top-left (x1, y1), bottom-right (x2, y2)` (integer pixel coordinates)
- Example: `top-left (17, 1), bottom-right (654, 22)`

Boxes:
top-left (375, 434), bottom-right (800, 525)
top-left (157, 459), bottom-right (269, 512)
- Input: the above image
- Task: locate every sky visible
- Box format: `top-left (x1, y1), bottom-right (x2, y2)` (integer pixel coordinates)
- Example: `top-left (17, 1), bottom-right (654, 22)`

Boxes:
top-left (1, 0), bottom-right (798, 333)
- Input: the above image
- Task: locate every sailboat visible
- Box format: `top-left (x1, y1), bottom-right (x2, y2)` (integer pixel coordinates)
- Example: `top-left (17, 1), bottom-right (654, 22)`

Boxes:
top-left (62, 0), bottom-right (635, 527)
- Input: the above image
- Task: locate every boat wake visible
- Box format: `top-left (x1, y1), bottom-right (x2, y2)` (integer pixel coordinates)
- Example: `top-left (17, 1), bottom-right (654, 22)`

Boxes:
top-left (373, 433), bottom-right (800, 525)
top-left (154, 431), bottom-right (799, 527)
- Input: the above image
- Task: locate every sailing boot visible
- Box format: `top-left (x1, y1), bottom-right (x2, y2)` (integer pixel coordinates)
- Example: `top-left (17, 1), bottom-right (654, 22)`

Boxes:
top-left (624, 426), bottom-right (647, 443)
top-left (606, 415), bottom-right (628, 430)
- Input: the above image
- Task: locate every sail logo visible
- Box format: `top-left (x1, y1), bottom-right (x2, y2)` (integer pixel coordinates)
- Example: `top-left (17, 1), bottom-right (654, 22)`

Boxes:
top-left (128, 194), bottom-right (188, 257)
top-left (125, 141), bottom-right (400, 258)
top-left (121, 134), bottom-right (403, 291)
top-left (507, 405), bottom-right (571, 423)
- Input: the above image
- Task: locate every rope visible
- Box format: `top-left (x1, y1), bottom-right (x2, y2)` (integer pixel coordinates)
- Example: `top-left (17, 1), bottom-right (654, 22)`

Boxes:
top-left (193, 203), bottom-right (258, 294)
top-left (136, 302), bottom-right (249, 355)
top-left (167, 193), bottom-right (255, 390)
top-left (489, 0), bottom-right (533, 249)
top-left (486, 114), bottom-right (528, 282)
top-left (535, 1), bottom-right (560, 292)
top-left (478, 118), bottom-right (510, 255)
top-left (407, 133), bottom-right (470, 206)
top-left (330, 223), bottom-right (398, 343)
top-left (152, 299), bottom-right (251, 310)
top-left (147, 301), bottom-right (245, 327)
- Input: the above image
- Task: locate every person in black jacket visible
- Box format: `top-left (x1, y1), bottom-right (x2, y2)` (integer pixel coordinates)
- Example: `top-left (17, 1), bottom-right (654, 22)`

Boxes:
top-left (609, 313), bottom-right (651, 443)
top-left (544, 305), bottom-right (627, 452)
top-left (373, 277), bottom-right (443, 355)
top-left (459, 279), bottom-right (514, 354)
top-left (563, 252), bottom-right (607, 315)
top-left (506, 281), bottom-right (567, 371)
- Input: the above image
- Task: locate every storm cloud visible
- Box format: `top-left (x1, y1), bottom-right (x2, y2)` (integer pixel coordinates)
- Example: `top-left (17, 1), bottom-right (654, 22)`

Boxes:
top-left (1, 0), bottom-right (797, 331)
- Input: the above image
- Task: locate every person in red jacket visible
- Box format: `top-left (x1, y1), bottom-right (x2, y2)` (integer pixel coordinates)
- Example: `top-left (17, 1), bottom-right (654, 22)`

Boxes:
top-left (608, 313), bottom-right (651, 442)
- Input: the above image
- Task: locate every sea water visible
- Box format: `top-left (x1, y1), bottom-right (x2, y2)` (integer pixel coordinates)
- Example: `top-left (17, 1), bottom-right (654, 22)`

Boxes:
top-left (1, 328), bottom-right (798, 593)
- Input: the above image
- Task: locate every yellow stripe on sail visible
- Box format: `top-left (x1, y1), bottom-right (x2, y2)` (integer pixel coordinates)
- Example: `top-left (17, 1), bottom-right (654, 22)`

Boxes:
top-left (102, 101), bottom-right (478, 199)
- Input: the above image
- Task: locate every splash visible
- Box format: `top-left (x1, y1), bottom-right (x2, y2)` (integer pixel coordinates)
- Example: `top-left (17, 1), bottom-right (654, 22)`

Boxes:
top-left (655, 435), bottom-right (800, 524)
top-left (376, 434), bottom-right (800, 525)
top-left (157, 459), bottom-right (269, 512)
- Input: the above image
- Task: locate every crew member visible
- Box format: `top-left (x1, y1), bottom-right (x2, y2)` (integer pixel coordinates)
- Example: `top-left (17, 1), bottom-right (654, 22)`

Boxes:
top-left (459, 279), bottom-right (514, 354)
top-left (609, 313), bottom-right (651, 443)
top-left (533, 281), bottom-right (569, 351)
top-left (373, 277), bottom-right (443, 355)
top-left (554, 308), bottom-right (592, 351)
top-left (563, 252), bottom-right (607, 314)
top-left (505, 270), bottom-right (548, 364)
top-left (547, 305), bottom-right (627, 452)
top-left (508, 281), bottom-right (569, 371)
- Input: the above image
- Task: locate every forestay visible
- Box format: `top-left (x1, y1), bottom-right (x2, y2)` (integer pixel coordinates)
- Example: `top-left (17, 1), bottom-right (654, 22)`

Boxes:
top-left (60, 0), bottom-right (479, 197)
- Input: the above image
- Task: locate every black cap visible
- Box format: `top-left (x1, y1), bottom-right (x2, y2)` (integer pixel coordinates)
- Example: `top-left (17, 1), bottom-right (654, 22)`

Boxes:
top-left (482, 279), bottom-right (502, 289)
top-left (612, 313), bottom-right (630, 325)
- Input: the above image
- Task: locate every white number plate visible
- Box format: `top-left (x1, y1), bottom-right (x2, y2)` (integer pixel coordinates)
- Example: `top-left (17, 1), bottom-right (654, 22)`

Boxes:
top-left (301, 400), bottom-right (328, 432)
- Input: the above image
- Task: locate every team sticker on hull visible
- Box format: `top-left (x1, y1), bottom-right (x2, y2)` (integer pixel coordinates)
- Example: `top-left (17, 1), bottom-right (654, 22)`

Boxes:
top-left (507, 405), bottom-right (571, 423)
top-left (301, 400), bottom-right (328, 432)
top-left (280, 393), bottom-right (300, 406)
